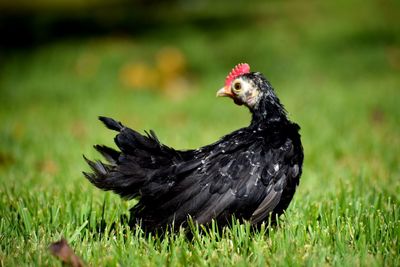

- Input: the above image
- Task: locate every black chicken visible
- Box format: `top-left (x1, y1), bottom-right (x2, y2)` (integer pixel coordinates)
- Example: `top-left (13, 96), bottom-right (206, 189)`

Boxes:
top-left (84, 63), bottom-right (303, 232)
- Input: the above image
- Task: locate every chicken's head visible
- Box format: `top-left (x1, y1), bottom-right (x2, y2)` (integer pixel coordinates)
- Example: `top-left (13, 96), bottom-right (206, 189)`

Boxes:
top-left (217, 63), bottom-right (267, 109)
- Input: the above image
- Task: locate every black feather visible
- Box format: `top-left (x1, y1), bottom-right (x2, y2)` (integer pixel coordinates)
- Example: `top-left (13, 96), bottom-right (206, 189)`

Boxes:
top-left (94, 145), bottom-right (120, 164)
top-left (99, 116), bottom-right (123, 131)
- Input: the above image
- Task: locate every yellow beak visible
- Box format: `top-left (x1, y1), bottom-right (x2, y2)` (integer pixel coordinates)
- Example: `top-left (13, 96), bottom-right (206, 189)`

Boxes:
top-left (216, 86), bottom-right (233, 97)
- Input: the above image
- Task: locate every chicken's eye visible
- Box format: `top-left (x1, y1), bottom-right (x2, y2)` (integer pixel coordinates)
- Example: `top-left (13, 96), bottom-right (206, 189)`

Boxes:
top-left (232, 81), bottom-right (242, 94)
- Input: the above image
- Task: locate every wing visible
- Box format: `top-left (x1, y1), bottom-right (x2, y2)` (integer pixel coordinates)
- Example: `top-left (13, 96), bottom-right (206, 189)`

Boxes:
top-left (130, 137), bottom-right (256, 229)
top-left (133, 135), bottom-right (302, 229)
top-left (250, 137), bottom-right (302, 224)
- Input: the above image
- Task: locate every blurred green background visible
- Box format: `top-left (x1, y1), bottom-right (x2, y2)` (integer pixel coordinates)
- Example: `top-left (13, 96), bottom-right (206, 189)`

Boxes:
top-left (0, 0), bottom-right (399, 265)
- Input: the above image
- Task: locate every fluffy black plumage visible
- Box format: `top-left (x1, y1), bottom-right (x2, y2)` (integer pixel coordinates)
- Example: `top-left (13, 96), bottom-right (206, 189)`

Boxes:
top-left (84, 70), bottom-right (303, 232)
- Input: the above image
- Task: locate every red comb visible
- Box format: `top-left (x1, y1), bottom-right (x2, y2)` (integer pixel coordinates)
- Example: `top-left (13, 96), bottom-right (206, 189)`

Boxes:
top-left (225, 63), bottom-right (251, 88)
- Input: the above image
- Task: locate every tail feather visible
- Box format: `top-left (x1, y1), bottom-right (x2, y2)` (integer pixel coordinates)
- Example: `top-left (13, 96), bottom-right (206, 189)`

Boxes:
top-left (115, 128), bottom-right (158, 154)
top-left (94, 145), bottom-right (120, 164)
top-left (98, 116), bottom-right (157, 154)
top-left (84, 116), bottom-right (184, 200)
top-left (83, 155), bottom-right (110, 176)
top-left (83, 154), bottom-right (142, 198)
top-left (99, 116), bottom-right (123, 131)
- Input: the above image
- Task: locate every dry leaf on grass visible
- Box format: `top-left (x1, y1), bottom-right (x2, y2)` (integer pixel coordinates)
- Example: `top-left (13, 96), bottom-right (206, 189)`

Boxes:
top-left (49, 238), bottom-right (85, 267)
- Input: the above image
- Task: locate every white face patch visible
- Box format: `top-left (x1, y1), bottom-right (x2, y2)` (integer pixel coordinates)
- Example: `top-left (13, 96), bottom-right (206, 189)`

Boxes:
top-left (231, 77), bottom-right (262, 108)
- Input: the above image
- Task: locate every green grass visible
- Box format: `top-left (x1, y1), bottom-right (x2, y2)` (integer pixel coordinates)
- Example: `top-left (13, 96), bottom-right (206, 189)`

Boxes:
top-left (1, 1), bottom-right (399, 266)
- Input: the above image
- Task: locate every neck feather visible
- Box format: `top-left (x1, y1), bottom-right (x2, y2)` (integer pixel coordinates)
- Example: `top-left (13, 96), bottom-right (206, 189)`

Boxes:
top-left (250, 91), bottom-right (288, 126)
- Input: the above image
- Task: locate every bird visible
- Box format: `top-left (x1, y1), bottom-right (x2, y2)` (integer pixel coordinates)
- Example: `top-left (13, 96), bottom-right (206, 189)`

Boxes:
top-left (83, 63), bottom-right (303, 232)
